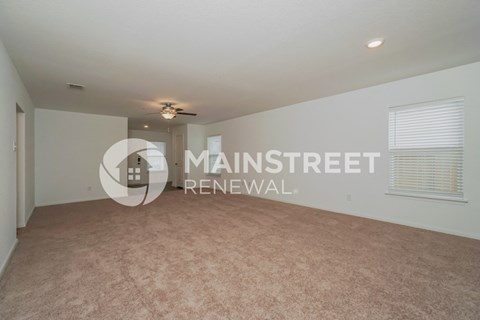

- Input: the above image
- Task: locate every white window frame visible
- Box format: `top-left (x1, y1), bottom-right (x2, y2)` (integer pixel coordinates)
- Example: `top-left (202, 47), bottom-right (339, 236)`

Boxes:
top-left (207, 135), bottom-right (222, 175)
top-left (387, 97), bottom-right (466, 202)
top-left (147, 141), bottom-right (167, 172)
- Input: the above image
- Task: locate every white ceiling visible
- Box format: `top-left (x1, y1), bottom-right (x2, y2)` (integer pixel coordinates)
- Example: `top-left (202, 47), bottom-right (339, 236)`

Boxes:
top-left (1, 0), bottom-right (479, 131)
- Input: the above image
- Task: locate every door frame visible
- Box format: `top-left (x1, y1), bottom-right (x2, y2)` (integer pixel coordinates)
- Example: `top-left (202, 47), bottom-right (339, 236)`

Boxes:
top-left (173, 133), bottom-right (185, 188)
top-left (16, 104), bottom-right (26, 228)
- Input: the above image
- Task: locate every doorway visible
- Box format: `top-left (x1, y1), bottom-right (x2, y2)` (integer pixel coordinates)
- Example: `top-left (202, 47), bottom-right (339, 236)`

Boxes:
top-left (16, 105), bottom-right (26, 228)
top-left (173, 134), bottom-right (185, 188)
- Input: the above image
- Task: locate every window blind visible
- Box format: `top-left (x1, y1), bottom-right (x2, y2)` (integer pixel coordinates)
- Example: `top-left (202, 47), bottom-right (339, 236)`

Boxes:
top-left (388, 98), bottom-right (464, 200)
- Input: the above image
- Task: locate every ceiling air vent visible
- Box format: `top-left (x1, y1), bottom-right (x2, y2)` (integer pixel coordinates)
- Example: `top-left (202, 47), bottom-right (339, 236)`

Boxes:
top-left (67, 83), bottom-right (85, 90)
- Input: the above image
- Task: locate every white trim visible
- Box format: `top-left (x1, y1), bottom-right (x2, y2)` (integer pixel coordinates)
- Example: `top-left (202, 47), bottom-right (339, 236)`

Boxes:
top-left (338, 210), bottom-right (480, 240)
top-left (0, 239), bottom-right (18, 280)
top-left (388, 96), bottom-right (464, 111)
top-left (25, 205), bottom-right (35, 225)
top-left (240, 193), bottom-right (480, 240)
top-left (18, 205), bottom-right (36, 228)
top-left (35, 196), bottom-right (110, 207)
top-left (385, 192), bottom-right (468, 203)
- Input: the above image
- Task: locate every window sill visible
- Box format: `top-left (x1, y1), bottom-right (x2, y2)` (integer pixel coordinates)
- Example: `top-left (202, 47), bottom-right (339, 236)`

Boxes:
top-left (385, 192), bottom-right (468, 203)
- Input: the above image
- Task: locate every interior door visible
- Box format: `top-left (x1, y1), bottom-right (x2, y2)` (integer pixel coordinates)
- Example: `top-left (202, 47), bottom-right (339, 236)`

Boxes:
top-left (174, 134), bottom-right (185, 188)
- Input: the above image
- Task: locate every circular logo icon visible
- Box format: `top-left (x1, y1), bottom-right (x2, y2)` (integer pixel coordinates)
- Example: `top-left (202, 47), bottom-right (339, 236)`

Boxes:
top-left (99, 138), bottom-right (168, 206)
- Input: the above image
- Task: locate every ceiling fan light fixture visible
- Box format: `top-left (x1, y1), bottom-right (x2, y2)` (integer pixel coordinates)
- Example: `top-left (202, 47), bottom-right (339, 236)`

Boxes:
top-left (161, 109), bottom-right (176, 120)
top-left (147, 102), bottom-right (196, 119)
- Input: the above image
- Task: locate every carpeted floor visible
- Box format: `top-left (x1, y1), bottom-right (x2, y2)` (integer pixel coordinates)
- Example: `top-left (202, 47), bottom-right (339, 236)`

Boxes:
top-left (1, 190), bottom-right (479, 320)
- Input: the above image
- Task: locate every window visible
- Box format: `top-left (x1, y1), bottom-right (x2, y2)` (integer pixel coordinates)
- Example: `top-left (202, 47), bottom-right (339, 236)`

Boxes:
top-left (147, 141), bottom-right (166, 172)
top-left (388, 98), bottom-right (464, 201)
top-left (207, 135), bottom-right (222, 174)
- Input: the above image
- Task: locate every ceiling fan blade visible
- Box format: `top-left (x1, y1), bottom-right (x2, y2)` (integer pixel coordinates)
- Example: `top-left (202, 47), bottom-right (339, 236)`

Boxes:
top-left (175, 108), bottom-right (184, 112)
top-left (176, 112), bottom-right (197, 116)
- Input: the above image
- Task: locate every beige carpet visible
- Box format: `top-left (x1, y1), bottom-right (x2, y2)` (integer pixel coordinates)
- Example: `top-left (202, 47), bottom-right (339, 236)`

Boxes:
top-left (1, 190), bottom-right (479, 320)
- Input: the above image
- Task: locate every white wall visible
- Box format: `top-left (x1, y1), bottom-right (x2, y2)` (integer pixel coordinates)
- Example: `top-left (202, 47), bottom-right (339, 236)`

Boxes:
top-left (35, 109), bottom-right (128, 206)
top-left (0, 38), bottom-right (35, 276)
top-left (204, 62), bottom-right (480, 239)
top-left (128, 129), bottom-right (173, 182)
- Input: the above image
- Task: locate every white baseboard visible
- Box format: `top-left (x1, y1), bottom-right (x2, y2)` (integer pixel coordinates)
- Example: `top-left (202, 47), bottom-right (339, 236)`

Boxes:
top-left (242, 193), bottom-right (480, 240)
top-left (0, 239), bottom-right (18, 280)
top-left (25, 205), bottom-right (35, 226)
top-left (35, 196), bottom-right (110, 207)
top-left (335, 210), bottom-right (480, 240)
top-left (16, 206), bottom-right (35, 229)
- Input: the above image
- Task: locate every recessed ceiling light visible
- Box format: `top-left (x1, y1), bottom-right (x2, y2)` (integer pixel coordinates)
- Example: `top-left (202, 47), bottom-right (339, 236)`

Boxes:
top-left (144, 125), bottom-right (149, 128)
top-left (366, 38), bottom-right (385, 49)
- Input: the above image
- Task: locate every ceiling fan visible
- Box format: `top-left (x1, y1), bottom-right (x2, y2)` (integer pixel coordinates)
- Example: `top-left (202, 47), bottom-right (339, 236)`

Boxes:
top-left (147, 102), bottom-right (197, 120)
